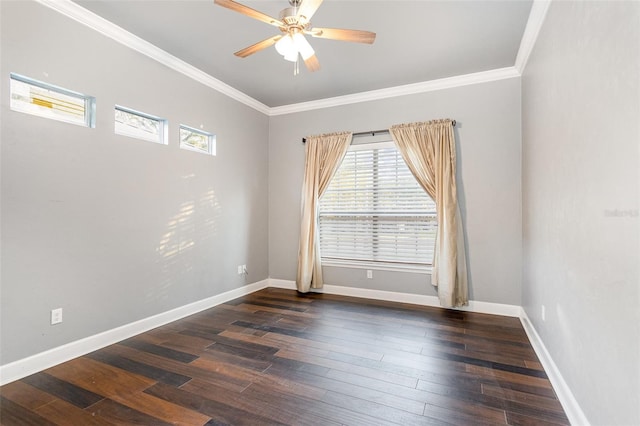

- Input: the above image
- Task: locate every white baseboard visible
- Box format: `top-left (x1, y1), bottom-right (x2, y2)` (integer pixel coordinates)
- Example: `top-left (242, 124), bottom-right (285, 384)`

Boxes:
top-left (267, 278), bottom-right (522, 317)
top-left (268, 278), bottom-right (299, 290)
top-left (0, 279), bottom-right (269, 386)
top-left (520, 310), bottom-right (590, 426)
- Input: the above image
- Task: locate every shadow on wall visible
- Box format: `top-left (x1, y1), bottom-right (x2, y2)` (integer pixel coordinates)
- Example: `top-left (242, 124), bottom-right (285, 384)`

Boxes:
top-left (151, 181), bottom-right (221, 304)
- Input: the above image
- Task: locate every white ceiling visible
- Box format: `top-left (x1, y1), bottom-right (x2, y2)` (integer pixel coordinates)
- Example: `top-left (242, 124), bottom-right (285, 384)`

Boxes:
top-left (73, 0), bottom-right (533, 108)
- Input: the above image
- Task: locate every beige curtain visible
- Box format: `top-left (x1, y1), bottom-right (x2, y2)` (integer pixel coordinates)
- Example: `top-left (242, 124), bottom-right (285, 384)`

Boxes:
top-left (296, 132), bottom-right (353, 292)
top-left (390, 120), bottom-right (468, 308)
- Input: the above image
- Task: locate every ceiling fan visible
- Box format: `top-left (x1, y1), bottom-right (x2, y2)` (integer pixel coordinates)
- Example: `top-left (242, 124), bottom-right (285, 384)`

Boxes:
top-left (214, 0), bottom-right (376, 73)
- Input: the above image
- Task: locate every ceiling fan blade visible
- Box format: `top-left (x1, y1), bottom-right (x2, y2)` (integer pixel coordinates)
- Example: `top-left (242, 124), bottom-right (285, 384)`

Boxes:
top-left (309, 27), bottom-right (376, 44)
top-left (296, 0), bottom-right (323, 23)
top-left (234, 35), bottom-right (283, 58)
top-left (303, 54), bottom-right (320, 72)
top-left (214, 0), bottom-right (284, 28)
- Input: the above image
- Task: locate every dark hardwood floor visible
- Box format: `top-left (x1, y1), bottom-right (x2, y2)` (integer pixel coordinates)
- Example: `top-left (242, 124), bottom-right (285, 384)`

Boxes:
top-left (0, 288), bottom-right (569, 425)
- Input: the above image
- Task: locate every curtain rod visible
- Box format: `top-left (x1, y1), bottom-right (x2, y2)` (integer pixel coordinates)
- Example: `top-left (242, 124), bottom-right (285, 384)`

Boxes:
top-left (301, 120), bottom-right (456, 143)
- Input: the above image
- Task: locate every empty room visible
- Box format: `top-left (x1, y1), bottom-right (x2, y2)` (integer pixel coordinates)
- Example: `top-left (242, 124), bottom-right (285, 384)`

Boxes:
top-left (1, 0), bottom-right (638, 425)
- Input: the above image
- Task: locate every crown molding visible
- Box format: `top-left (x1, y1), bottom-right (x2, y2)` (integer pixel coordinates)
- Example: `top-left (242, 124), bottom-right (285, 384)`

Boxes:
top-left (268, 67), bottom-right (520, 116)
top-left (34, 0), bottom-right (271, 115)
top-left (35, 0), bottom-right (542, 117)
top-left (515, 0), bottom-right (552, 74)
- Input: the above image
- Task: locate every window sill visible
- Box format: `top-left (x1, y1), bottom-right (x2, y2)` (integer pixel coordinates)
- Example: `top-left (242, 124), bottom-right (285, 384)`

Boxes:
top-left (321, 259), bottom-right (432, 275)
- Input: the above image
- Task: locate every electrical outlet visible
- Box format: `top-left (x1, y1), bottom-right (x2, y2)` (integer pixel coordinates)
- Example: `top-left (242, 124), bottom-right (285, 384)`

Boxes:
top-left (541, 305), bottom-right (546, 322)
top-left (366, 270), bottom-right (373, 279)
top-left (51, 308), bottom-right (63, 325)
top-left (237, 265), bottom-right (243, 275)
top-left (242, 265), bottom-right (248, 275)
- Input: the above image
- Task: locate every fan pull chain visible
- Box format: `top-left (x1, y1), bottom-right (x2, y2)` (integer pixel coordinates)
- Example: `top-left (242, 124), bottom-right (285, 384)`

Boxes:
top-left (294, 58), bottom-right (299, 76)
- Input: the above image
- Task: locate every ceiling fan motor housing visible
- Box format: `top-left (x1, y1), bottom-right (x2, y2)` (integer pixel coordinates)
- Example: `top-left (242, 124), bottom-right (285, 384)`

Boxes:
top-left (280, 7), bottom-right (301, 26)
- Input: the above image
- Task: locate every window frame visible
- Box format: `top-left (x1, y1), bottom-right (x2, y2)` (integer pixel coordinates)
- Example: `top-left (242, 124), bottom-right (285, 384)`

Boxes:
top-left (319, 140), bottom-right (436, 274)
top-left (9, 72), bottom-right (96, 128)
top-left (114, 105), bottom-right (168, 145)
top-left (179, 124), bottom-right (216, 155)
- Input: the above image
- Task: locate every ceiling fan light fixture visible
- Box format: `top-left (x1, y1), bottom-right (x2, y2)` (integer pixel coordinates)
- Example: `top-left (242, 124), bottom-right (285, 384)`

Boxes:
top-left (276, 35), bottom-right (299, 61)
top-left (276, 33), bottom-right (302, 62)
top-left (283, 49), bottom-right (299, 62)
top-left (275, 34), bottom-right (294, 56)
top-left (292, 32), bottom-right (314, 60)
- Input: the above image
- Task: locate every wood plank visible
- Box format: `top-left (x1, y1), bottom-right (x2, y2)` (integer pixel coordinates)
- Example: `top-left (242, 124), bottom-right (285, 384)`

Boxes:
top-left (154, 333), bottom-right (218, 356)
top-left (239, 383), bottom-right (334, 424)
top-left (321, 390), bottom-right (441, 425)
top-left (219, 329), bottom-right (332, 359)
top-left (321, 368), bottom-right (508, 424)
top-left (524, 360), bottom-right (544, 370)
top-left (421, 349), bottom-right (548, 378)
top-left (118, 339), bottom-right (199, 363)
top-left (188, 355), bottom-right (262, 386)
top-left (204, 333), bottom-right (280, 355)
top-left (201, 344), bottom-right (274, 371)
top-left (419, 378), bottom-right (569, 424)
top-left (148, 329), bottom-right (215, 347)
top-left (243, 382), bottom-right (392, 426)
top-left (265, 328), bottom-right (386, 361)
top-left (237, 299), bottom-right (309, 312)
top-left (182, 379), bottom-right (332, 425)
top-left (328, 350), bottom-right (488, 392)
top-left (22, 372), bottom-right (104, 408)
top-left (492, 379), bottom-right (558, 399)
top-left (111, 390), bottom-right (211, 425)
top-left (34, 399), bottom-right (113, 426)
top-left (87, 398), bottom-right (175, 425)
top-left (0, 396), bottom-right (56, 426)
top-left (240, 303), bottom-right (321, 318)
top-left (276, 348), bottom-right (417, 388)
top-left (268, 363), bottom-right (426, 415)
top-left (0, 380), bottom-right (56, 410)
top-left (46, 357), bottom-right (156, 398)
top-left (506, 410), bottom-right (570, 426)
top-left (86, 349), bottom-right (192, 386)
top-left (144, 382), bottom-right (283, 425)
top-left (465, 364), bottom-right (553, 389)
top-left (102, 343), bottom-right (252, 392)
top-left (481, 383), bottom-right (565, 413)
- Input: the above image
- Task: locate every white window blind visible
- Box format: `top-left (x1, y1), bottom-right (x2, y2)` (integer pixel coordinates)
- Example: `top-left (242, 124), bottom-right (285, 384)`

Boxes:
top-left (319, 141), bottom-right (437, 268)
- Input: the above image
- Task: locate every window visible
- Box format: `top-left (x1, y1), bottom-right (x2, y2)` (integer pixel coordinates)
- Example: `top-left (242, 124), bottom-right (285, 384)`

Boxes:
top-left (115, 105), bottom-right (167, 144)
top-left (180, 125), bottom-right (216, 155)
top-left (319, 141), bottom-right (437, 271)
top-left (9, 73), bottom-right (95, 127)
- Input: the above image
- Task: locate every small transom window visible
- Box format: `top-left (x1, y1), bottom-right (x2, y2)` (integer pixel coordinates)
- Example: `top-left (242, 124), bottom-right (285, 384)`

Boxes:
top-left (115, 105), bottom-right (167, 144)
top-left (180, 125), bottom-right (216, 155)
top-left (9, 73), bottom-right (95, 127)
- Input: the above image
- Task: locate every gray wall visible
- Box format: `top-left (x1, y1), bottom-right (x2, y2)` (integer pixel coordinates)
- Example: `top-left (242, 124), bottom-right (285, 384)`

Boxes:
top-left (1, 2), bottom-right (269, 365)
top-left (521, 1), bottom-right (639, 424)
top-left (269, 78), bottom-right (523, 305)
